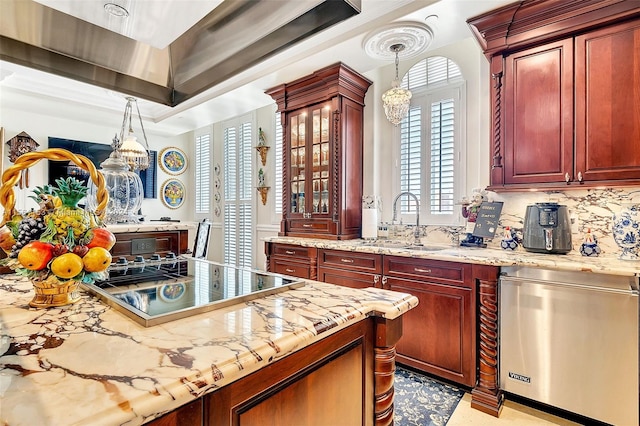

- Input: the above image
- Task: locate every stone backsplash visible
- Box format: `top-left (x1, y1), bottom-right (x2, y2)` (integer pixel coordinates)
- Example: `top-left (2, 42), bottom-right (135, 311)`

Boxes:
top-left (386, 187), bottom-right (640, 256)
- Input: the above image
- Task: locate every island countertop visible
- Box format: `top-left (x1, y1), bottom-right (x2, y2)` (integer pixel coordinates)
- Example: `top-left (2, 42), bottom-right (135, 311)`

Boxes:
top-left (0, 273), bottom-right (418, 425)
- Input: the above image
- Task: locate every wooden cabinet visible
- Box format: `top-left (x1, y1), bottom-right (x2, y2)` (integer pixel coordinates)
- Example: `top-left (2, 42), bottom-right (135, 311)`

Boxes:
top-left (148, 315), bottom-right (405, 426)
top-left (267, 63), bottom-right (371, 239)
top-left (110, 229), bottom-right (189, 260)
top-left (574, 20), bottom-right (640, 183)
top-left (265, 242), bottom-right (317, 280)
top-left (317, 249), bottom-right (382, 289)
top-left (383, 256), bottom-right (476, 387)
top-left (503, 39), bottom-right (574, 186)
top-left (468, 0), bottom-right (640, 190)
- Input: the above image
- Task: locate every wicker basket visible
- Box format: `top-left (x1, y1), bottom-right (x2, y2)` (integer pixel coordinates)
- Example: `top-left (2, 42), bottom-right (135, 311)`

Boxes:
top-left (0, 148), bottom-right (109, 308)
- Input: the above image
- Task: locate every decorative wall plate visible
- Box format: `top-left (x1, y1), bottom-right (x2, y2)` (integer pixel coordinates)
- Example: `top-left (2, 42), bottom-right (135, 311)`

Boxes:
top-left (161, 179), bottom-right (185, 209)
top-left (159, 147), bottom-right (187, 175)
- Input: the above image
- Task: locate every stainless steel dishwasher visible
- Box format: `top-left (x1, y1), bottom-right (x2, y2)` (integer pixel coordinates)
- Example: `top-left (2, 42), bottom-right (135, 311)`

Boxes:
top-left (499, 266), bottom-right (639, 426)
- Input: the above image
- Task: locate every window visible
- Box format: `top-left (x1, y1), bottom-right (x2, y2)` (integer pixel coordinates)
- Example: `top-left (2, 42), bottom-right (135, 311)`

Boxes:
top-left (398, 56), bottom-right (464, 225)
top-left (223, 118), bottom-right (253, 268)
top-left (195, 133), bottom-right (211, 214)
top-left (274, 111), bottom-right (283, 214)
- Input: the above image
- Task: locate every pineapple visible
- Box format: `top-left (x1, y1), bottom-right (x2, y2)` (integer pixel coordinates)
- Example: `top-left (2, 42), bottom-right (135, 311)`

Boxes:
top-left (45, 177), bottom-right (91, 244)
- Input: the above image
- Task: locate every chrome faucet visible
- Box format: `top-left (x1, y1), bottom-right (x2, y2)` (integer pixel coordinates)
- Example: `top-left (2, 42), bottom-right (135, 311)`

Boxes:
top-left (392, 191), bottom-right (421, 244)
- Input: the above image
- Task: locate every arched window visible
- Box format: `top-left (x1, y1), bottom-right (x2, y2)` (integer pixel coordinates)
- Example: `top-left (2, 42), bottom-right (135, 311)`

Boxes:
top-left (398, 56), bottom-right (464, 225)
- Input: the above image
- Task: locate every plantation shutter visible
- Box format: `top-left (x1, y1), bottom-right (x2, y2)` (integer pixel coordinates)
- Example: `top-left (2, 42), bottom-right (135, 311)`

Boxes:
top-left (223, 120), bottom-right (253, 268)
top-left (399, 106), bottom-right (422, 213)
top-left (195, 133), bottom-right (211, 214)
top-left (430, 99), bottom-right (455, 214)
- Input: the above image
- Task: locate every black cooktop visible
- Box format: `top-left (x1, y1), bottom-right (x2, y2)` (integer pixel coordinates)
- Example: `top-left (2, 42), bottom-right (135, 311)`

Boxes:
top-left (82, 255), bottom-right (303, 327)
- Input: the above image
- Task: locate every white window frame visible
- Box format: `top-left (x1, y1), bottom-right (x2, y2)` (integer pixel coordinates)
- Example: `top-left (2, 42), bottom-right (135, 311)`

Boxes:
top-left (397, 58), bottom-right (466, 226)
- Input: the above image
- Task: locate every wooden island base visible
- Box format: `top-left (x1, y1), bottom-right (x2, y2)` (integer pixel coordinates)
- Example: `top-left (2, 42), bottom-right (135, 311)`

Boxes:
top-left (151, 317), bottom-right (403, 426)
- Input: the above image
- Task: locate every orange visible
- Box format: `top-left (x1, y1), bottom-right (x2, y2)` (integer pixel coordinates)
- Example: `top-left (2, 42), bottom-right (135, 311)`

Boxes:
top-left (82, 247), bottom-right (112, 272)
top-left (50, 253), bottom-right (84, 278)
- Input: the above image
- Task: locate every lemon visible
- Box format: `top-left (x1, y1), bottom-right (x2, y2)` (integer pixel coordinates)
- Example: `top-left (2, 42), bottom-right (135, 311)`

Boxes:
top-left (82, 247), bottom-right (112, 273)
top-left (50, 253), bottom-right (84, 278)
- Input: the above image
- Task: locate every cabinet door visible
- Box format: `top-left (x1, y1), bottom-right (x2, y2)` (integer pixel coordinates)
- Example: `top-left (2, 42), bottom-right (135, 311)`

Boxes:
top-left (288, 109), bottom-right (307, 216)
top-left (503, 39), bottom-right (574, 185)
top-left (387, 276), bottom-right (475, 387)
top-left (575, 20), bottom-right (640, 183)
top-left (287, 103), bottom-right (332, 217)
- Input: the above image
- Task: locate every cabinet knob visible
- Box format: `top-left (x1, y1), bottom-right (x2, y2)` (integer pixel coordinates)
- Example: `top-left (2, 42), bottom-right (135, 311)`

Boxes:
top-left (414, 267), bottom-right (432, 274)
top-left (373, 275), bottom-right (380, 287)
top-left (340, 258), bottom-right (354, 263)
top-left (565, 172), bottom-right (571, 183)
top-left (381, 276), bottom-right (388, 289)
top-left (577, 171), bottom-right (583, 182)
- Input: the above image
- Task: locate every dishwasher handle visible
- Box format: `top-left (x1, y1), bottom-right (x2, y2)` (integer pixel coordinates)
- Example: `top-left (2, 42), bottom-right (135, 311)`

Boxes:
top-left (501, 275), bottom-right (639, 296)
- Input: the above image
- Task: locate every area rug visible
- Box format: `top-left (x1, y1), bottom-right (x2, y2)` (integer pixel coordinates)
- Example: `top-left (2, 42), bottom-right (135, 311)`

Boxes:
top-left (393, 366), bottom-right (465, 426)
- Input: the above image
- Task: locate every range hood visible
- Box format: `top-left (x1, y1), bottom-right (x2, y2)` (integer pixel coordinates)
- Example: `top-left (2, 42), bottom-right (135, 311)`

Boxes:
top-left (0, 0), bottom-right (361, 107)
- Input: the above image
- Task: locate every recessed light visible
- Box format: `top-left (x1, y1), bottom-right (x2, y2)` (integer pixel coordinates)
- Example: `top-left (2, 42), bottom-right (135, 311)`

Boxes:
top-left (104, 3), bottom-right (129, 18)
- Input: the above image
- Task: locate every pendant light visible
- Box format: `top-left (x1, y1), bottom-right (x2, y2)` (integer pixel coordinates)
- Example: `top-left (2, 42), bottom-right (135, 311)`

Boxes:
top-left (119, 97), bottom-right (150, 171)
top-left (382, 43), bottom-right (412, 126)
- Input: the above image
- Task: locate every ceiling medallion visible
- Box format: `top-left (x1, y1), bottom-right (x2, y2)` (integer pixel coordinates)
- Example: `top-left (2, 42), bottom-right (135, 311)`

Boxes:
top-left (104, 3), bottom-right (129, 18)
top-left (363, 21), bottom-right (434, 61)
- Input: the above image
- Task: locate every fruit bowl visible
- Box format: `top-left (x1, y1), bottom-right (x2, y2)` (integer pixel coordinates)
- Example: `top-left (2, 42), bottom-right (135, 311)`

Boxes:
top-left (0, 148), bottom-right (113, 308)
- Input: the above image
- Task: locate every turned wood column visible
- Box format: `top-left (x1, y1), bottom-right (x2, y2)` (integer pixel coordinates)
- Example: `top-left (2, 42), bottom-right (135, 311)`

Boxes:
top-left (471, 265), bottom-right (503, 417)
top-left (373, 316), bottom-right (403, 426)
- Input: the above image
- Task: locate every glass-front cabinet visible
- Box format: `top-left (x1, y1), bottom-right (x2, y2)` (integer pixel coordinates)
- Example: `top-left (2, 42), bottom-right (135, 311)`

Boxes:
top-left (267, 63), bottom-right (371, 239)
top-left (289, 103), bottom-right (331, 216)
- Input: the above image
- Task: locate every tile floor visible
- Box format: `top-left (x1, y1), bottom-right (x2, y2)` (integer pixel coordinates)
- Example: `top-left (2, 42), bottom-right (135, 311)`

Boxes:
top-left (447, 394), bottom-right (583, 425)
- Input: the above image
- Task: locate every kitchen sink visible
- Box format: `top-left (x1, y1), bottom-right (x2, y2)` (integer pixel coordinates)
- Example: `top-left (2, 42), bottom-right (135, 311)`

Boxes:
top-left (360, 241), bottom-right (448, 251)
top-left (404, 245), bottom-right (448, 252)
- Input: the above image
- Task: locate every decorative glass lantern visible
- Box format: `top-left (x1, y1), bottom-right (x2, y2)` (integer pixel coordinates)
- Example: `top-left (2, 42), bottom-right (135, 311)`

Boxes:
top-left (87, 136), bottom-right (143, 223)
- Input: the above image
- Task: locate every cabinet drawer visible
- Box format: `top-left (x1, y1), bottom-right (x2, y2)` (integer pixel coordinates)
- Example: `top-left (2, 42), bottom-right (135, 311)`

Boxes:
top-left (318, 249), bottom-right (382, 273)
top-left (318, 267), bottom-right (379, 289)
top-left (383, 256), bottom-right (470, 287)
top-left (271, 244), bottom-right (312, 259)
top-left (288, 219), bottom-right (332, 234)
top-left (271, 259), bottom-right (311, 279)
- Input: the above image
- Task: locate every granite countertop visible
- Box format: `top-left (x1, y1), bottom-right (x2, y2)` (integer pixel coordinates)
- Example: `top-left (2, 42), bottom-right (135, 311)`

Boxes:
top-left (106, 221), bottom-right (197, 233)
top-left (0, 274), bottom-right (417, 425)
top-left (264, 237), bottom-right (640, 277)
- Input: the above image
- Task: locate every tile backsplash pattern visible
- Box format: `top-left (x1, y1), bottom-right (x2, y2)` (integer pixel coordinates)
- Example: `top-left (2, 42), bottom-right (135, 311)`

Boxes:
top-left (389, 187), bottom-right (640, 256)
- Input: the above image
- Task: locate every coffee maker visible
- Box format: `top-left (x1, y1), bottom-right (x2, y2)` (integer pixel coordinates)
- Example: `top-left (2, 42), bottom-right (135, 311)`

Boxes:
top-left (522, 202), bottom-right (572, 254)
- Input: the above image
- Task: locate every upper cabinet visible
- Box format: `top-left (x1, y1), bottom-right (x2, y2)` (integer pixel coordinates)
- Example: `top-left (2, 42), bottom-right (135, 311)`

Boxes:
top-left (468, 0), bottom-right (640, 191)
top-left (266, 63), bottom-right (372, 239)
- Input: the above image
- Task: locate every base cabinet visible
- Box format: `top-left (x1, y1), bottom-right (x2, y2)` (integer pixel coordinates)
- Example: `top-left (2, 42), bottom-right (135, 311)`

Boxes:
top-left (149, 316), bottom-right (404, 426)
top-left (265, 242), bottom-right (317, 280)
top-left (317, 249), bottom-right (381, 289)
top-left (110, 230), bottom-right (189, 260)
top-left (383, 256), bottom-right (476, 387)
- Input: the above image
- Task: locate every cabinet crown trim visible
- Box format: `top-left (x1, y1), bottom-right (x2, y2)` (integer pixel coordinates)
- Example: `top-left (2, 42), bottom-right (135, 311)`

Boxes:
top-left (468, 0), bottom-right (640, 57)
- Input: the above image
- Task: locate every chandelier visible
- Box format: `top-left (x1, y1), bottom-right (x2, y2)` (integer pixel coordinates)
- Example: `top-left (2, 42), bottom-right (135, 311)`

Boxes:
top-left (382, 43), bottom-right (412, 126)
top-left (119, 97), bottom-right (150, 171)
